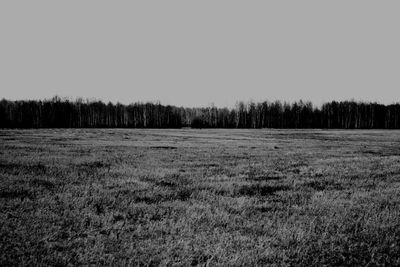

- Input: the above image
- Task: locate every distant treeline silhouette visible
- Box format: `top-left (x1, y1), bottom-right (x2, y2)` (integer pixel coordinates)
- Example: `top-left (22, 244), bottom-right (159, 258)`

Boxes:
top-left (1, 96), bottom-right (400, 128)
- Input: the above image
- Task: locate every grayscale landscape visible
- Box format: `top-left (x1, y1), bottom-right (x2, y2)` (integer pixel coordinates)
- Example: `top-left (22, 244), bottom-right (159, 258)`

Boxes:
top-left (1, 129), bottom-right (400, 266)
top-left (2, 0), bottom-right (400, 265)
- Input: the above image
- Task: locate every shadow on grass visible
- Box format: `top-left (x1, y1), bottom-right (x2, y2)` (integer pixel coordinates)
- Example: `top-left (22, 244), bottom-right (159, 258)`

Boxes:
top-left (0, 189), bottom-right (33, 200)
top-left (247, 174), bottom-right (284, 181)
top-left (235, 184), bottom-right (291, 197)
top-left (0, 162), bottom-right (47, 175)
top-left (30, 179), bottom-right (56, 190)
top-left (149, 146), bottom-right (178, 150)
top-left (76, 161), bottom-right (111, 170)
top-left (141, 173), bottom-right (190, 189)
top-left (304, 179), bottom-right (344, 191)
top-left (116, 187), bottom-right (192, 205)
top-left (134, 188), bottom-right (192, 203)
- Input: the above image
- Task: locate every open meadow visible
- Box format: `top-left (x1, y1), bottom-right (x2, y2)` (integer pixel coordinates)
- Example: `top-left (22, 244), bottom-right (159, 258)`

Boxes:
top-left (1, 129), bottom-right (400, 266)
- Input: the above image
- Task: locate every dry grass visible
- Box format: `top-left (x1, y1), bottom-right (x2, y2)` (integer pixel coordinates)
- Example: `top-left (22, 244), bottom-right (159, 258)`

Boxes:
top-left (1, 129), bottom-right (400, 266)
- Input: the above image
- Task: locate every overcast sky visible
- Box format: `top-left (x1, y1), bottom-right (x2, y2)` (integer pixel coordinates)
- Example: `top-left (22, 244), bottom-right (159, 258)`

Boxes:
top-left (1, 1), bottom-right (399, 107)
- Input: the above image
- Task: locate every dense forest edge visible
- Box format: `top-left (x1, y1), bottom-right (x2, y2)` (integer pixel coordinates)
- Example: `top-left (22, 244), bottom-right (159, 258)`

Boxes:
top-left (1, 96), bottom-right (400, 129)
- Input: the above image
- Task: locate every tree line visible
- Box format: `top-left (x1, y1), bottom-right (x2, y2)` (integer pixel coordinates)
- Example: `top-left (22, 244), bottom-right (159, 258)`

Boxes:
top-left (1, 96), bottom-right (399, 129)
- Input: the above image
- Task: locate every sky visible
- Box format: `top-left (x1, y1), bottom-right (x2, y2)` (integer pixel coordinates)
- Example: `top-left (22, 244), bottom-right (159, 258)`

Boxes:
top-left (1, 1), bottom-right (399, 108)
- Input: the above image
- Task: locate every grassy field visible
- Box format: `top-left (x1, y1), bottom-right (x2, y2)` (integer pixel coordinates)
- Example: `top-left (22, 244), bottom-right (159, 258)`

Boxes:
top-left (1, 129), bottom-right (400, 266)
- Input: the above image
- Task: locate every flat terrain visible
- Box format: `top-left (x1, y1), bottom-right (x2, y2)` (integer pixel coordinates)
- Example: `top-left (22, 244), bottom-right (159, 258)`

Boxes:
top-left (1, 129), bottom-right (400, 266)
